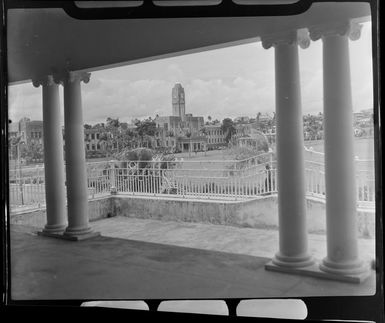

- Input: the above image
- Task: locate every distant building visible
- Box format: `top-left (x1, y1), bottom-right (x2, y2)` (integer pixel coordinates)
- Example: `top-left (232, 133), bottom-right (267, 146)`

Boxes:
top-left (155, 83), bottom-right (206, 153)
top-left (172, 83), bottom-right (186, 121)
top-left (205, 124), bottom-right (226, 149)
top-left (234, 116), bottom-right (250, 124)
top-left (18, 117), bottom-right (44, 145)
top-left (84, 128), bottom-right (104, 152)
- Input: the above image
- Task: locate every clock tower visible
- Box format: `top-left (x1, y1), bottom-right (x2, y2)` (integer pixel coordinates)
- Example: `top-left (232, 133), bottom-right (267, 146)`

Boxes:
top-left (172, 83), bottom-right (186, 121)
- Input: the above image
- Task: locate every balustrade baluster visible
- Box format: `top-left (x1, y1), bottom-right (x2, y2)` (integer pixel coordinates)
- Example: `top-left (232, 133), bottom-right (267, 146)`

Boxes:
top-left (185, 178), bottom-right (188, 196)
top-left (233, 174), bottom-right (237, 197)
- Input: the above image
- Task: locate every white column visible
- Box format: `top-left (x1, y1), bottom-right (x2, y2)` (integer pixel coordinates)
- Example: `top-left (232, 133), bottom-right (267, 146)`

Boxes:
top-left (262, 31), bottom-right (314, 268)
top-left (60, 71), bottom-right (93, 237)
top-left (311, 22), bottom-right (367, 275)
top-left (33, 75), bottom-right (66, 233)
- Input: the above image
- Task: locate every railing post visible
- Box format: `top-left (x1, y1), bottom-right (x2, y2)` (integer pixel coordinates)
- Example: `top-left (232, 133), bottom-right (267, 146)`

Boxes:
top-left (110, 161), bottom-right (117, 195)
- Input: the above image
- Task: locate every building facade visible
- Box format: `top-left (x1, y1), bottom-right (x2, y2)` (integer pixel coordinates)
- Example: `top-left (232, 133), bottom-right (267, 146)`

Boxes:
top-left (205, 124), bottom-right (225, 149)
top-left (155, 83), bottom-right (206, 153)
top-left (172, 83), bottom-right (186, 121)
top-left (18, 117), bottom-right (44, 146)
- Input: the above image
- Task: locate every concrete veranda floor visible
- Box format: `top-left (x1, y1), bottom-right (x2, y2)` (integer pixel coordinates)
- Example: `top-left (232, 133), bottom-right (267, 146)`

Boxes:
top-left (10, 217), bottom-right (376, 300)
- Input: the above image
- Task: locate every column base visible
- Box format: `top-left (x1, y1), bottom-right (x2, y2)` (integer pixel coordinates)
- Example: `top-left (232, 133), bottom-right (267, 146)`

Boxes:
top-left (63, 226), bottom-right (100, 240)
top-left (38, 230), bottom-right (101, 241)
top-left (42, 223), bottom-right (66, 234)
top-left (265, 260), bottom-right (373, 284)
top-left (272, 252), bottom-right (315, 268)
top-left (319, 257), bottom-right (369, 276)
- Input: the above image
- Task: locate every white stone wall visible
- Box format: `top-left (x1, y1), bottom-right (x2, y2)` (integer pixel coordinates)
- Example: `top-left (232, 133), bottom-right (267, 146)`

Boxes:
top-left (10, 194), bottom-right (375, 239)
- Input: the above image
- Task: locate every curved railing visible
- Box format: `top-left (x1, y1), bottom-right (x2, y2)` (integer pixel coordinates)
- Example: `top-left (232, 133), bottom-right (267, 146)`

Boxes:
top-left (8, 149), bottom-right (375, 210)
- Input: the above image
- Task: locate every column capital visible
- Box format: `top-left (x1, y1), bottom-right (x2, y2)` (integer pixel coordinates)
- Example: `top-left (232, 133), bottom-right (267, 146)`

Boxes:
top-left (309, 21), bottom-right (362, 42)
top-left (261, 29), bottom-right (310, 50)
top-left (53, 71), bottom-right (91, 85)
top-left (32, 75), bottom-right (56, 88)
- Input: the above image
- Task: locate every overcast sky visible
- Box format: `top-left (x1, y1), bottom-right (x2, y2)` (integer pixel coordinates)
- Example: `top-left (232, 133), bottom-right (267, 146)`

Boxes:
top-left (8, 22), bottom-right (373, 125)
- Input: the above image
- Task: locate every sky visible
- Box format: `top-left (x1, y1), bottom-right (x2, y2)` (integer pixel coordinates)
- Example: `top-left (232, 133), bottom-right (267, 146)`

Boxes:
top-left (8, 22), bottom-right (373, 125)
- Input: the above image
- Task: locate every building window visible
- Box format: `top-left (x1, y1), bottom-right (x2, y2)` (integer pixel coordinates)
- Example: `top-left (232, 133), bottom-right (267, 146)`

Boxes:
top-left (91, 133), bottom-right (95, 140)
top-left (96, 133), bottom-right (99, 140)
top-left (97, 144), bottom-right (100, 150)
top-left (92, 144), bottom-right (95, 150)
top-left (86, 144), bottom-right (90, 150)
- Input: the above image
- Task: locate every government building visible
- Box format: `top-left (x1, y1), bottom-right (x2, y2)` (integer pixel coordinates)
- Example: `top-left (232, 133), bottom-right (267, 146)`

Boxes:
top-left (155, 83), bottom-right (206, 153)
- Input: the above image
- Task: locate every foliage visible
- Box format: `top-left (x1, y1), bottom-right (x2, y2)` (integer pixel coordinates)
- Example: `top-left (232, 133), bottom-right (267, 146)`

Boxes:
top-left (114, 147), bottom-right (153, 161)
top-left (135, 118), bottom-right (157, 148)
top-left (221, 118), bottom-right (236, 143)
top-left (106, 117), bottom-right (120, 129)
top-left (229, 147), bottom-right (272, 163)
top-left (303, 113), bottom-right (323, 140)
top-left (20, 141), bottom-right (44, 162)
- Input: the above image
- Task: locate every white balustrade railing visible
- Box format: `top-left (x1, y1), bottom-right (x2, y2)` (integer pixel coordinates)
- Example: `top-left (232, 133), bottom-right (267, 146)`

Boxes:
top-left (8, 150), bottom-right (375, 209)
top-left (9, 176), bottom-right (46, 208)
top-left (112, 167), bottom-right (278, 200)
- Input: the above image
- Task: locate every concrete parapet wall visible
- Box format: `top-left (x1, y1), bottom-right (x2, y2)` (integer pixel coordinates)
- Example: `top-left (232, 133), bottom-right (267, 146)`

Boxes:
top-left (113, 194), bottom-right (375, 238)
top-left (9, 194), bottom-right (375, 238)
top-left (10, 195), bottom-right (113, 228)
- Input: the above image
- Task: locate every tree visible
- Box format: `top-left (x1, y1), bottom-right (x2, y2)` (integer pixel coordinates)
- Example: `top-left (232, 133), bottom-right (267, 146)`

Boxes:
top-left (21, 141), bottom-right (44, 163)
top-left (121, 130), bottom-right (137, 149)
top-left (106, 117), bottom-right (120, 129)
top-left (105, 117), bottom-right (121, 151)
top-left (84, 124), bottom-right (92, 129)
top-left (114, 147), bottom-right (154, 171)
top-left (135, 118), bottom-right (156, 148)
top-left (98, 132), bottom-right (113, 157)
top-left (93, 123), bottom-right (105, 129)
top-left (199, 126), bottom-right (207, 136)
top-left (221, 118), bottom-right (236, 144)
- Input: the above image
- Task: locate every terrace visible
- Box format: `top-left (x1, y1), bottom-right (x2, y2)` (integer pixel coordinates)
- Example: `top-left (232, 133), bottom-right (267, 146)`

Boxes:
top-left (6, 0), bottom-right (379, 307)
